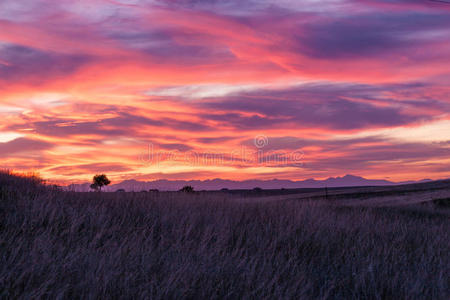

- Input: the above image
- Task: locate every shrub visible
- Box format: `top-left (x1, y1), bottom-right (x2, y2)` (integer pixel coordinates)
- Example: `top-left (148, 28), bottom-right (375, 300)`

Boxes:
top-left (179, 185), bottom-right (194, 193)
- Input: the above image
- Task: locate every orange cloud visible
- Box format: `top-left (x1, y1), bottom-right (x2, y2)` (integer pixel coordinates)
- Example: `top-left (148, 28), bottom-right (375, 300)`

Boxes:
top-left (1, 0), bottom-right (449, 183)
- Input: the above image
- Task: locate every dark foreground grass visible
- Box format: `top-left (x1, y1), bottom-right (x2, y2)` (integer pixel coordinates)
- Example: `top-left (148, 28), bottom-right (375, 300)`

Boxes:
top-left (1, 172), bottom-right (449, 299)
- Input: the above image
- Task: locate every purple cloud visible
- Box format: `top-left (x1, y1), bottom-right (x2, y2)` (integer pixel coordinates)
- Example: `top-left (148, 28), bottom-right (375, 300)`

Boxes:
top-left (0, 137), bottom-right (53, 156)
top-left (196, 136), bottom-right (237, 144)
top-left (0, 44), bottom-right (91, 82)
top-left (8, 111), bottom-right (212, 140)
top-left (296, 12), bottom-right (450, 59)
top-left (196, 83), bottom-right (434, 130)
top-left (47, 163), bottom-right (135, 176)
top-left (158, 143), bottom-right (193, 152)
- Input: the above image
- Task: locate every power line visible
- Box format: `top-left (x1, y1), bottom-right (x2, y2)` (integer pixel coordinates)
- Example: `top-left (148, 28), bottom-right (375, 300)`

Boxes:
top-left (428, 0), bottom-right (450, 4)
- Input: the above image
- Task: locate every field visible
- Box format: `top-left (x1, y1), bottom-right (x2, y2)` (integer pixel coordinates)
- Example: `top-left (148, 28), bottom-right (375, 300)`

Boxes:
top-left (1, 172), bottom-right (449, 299)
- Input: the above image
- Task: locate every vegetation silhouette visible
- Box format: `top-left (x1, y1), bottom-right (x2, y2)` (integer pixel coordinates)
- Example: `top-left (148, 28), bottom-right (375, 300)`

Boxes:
top-left (179, 185), bottom-right (194, 193)
top-left (90, 174), bottom-right (111, 192)
top-left (1, 170), bottom-right (449, 298)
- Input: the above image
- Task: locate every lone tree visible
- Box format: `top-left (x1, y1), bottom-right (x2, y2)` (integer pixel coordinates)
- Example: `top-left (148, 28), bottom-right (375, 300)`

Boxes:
top-left (90, 174), bottom-right (111, 192)
top-left (179, 185), bottom-right (194, 193)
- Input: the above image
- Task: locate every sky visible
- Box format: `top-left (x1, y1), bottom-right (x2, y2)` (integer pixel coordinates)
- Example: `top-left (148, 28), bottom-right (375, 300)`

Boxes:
top-left (0, 0), bottom-right (449, 184)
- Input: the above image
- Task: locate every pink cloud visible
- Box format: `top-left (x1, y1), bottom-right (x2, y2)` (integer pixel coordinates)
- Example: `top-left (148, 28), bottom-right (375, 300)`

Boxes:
top-left (0, 0), bottom-right (449, 182)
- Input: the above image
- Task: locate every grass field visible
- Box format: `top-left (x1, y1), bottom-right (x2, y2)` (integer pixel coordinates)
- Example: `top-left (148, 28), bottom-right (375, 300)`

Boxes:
top-left (1, 171), bottom-right (449, 299)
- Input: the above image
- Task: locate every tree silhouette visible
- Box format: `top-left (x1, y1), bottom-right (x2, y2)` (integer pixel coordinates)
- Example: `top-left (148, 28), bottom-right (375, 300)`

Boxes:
top-left (179, 185), bottom-right (194, 193)
top-left (90, 174), bottom-right (111, 192)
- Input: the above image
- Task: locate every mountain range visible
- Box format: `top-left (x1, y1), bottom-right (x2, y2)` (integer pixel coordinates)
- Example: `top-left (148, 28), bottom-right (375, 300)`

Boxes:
top-left (66, 175), bottom-right (432, 192)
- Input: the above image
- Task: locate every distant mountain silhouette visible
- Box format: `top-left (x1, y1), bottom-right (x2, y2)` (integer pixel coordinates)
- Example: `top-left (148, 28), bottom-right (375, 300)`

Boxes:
top-left (66, 174), bottom-right (433, 192)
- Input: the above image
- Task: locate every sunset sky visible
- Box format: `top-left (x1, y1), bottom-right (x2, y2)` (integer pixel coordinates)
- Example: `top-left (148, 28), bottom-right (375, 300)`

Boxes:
top-left (1, 0), bottom-right (449, 184)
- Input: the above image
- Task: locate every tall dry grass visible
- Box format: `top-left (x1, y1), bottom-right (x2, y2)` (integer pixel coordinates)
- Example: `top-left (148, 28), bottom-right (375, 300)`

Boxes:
top-left (0, 172), bottom-right (448, 299)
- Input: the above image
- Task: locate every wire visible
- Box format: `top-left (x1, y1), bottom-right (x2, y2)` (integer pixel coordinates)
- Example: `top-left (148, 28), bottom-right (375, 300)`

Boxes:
top-left (428, 0), bottom-right (450, 4)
